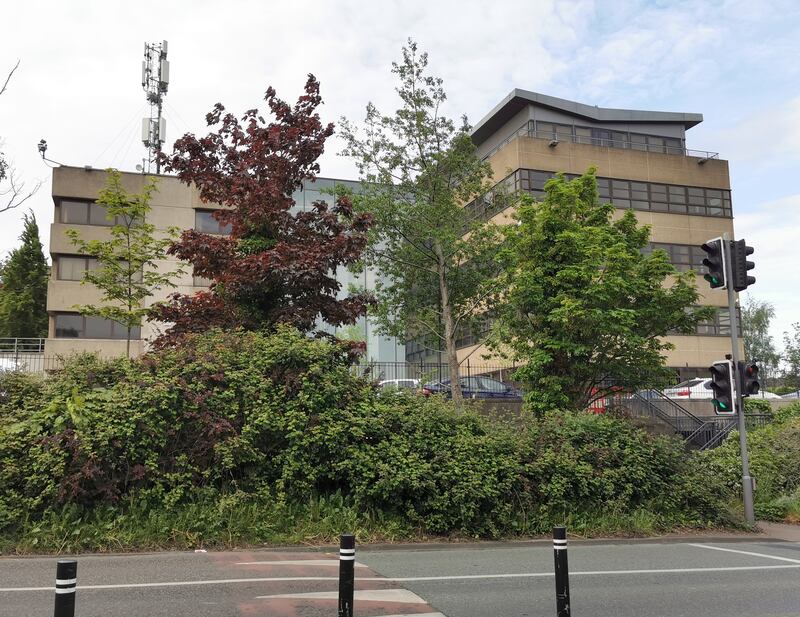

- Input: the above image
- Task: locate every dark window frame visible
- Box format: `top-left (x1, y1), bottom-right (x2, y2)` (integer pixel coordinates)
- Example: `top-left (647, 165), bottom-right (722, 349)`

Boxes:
top-left (53, 313), bottom-right (142, 340)
top-left (194, 209), bottom-right (232, 235)
top-left (57, 199), bottom-right (131, 227)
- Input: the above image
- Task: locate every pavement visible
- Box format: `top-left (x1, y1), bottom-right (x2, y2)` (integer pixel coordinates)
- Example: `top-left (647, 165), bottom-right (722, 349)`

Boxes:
top-left (1, 525), bottom-right (798, 616)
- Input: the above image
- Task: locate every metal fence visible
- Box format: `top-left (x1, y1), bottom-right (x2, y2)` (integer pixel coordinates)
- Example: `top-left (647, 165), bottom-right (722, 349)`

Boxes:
top-left (0, 354), bottom-right (63, 374)
top-left (351, 361), bottom-right (519, 386)
top-left (0, 337), bottom-right (46, 353)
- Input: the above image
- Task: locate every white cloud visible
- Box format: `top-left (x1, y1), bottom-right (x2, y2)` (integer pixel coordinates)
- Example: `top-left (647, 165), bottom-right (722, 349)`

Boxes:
top-left (708, 97), bottom-right (800, 170)
top-left (0, 0), bottom-right (585, 256)
top-left (738, 194), bottom-right (800, 348)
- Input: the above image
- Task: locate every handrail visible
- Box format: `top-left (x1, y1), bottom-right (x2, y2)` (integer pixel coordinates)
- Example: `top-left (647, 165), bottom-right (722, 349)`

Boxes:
top-left (699, 420), bottom-right (737, 451)
top-left (481, 123), bottom-right (720, 162)
top-left (0, 337), bottom-right (46, 353)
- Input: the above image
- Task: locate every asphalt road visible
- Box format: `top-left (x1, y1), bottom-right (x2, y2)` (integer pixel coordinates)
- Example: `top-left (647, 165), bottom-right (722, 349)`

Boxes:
top-left (358, 539), bottom-right (800, 617)
top-left (1, 538), bottom-right (799, 616)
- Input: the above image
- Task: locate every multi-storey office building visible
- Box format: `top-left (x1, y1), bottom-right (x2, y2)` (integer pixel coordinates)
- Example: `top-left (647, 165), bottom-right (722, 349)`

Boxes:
top-left (45, 166), bottom-right (405, 361)
top-left (46, 91), bottom-right (738, 378)
top-left (441, 90), bottom-right (738, 381)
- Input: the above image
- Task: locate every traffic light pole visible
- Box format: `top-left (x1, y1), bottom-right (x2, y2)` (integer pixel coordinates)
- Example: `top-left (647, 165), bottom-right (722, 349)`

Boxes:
top-left (723, 233), bottom-right (755, 524)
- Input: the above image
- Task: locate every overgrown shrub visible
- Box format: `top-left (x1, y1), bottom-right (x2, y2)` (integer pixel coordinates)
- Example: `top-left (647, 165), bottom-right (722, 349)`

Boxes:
top-left (0, 327), bottom-right (735, 548)
top-left (700, 403), bottom-right (800, 520)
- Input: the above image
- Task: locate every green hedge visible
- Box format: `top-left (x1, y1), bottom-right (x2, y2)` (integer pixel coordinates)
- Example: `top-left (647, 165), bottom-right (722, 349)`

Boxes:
top-left (700, 401), bottom-right (800, 521)
top-left (0, 327), bottom-right (733, 550)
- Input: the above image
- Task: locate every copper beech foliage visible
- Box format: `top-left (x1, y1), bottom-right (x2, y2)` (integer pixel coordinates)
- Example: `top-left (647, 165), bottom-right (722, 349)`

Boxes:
top-left (150, 76), bottom-right (373, 348)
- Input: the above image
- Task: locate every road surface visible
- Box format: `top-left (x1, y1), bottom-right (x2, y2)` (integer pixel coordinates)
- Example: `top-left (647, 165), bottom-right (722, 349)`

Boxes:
top-left (1, 537), bottom-right (799, 616)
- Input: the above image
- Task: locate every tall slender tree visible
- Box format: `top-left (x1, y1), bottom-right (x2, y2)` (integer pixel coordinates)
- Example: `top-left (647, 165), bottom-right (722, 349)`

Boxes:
top-left (67, 170), bottom-right (183, 357)
top-left (0, 211), bottom-right (49, 337)
top-left (741, 296), bottom-right (780, 386)
top-left (340, 40), bottom-right (502, 404)
top-left (149, 76), bottom-right (373, 348)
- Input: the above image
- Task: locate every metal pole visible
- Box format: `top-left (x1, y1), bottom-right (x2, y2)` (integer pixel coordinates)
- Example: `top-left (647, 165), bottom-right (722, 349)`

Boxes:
top-left (723, 233), bottom-right (755, 524)
top-left (54, 559), bottom-right (77, 617)
top-left (553, 526), bottom-right (570, 617)
top-left (338, 534), bottom-right (355, 617)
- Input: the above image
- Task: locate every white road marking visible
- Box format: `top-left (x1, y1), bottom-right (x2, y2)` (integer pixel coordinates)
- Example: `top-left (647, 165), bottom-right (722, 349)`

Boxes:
top-left (376, 614), bottom-right (446, 617)
top-left (689, 543), bottom-right (800, 564)
top-left (386, 564), bottom-right (800, 581)
top-left (0, 576), bottom-right (338, 593)
top-left (235, 559), bottom-right (368, 567)
top-left (2, 563), bottom-right (800, 593)
top-left (255, 588), bottom-right (427, 603)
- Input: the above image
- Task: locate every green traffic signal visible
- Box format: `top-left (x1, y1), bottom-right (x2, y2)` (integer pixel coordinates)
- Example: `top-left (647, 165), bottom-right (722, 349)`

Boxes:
top-left (701, 238), bottom-right (726, 290)
top-left (709, 360), bottom-right (735, 415)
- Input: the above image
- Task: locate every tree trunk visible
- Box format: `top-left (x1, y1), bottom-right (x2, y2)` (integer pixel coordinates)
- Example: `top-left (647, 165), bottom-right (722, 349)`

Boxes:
top-left (126, 326), bottom-right (131, 359)
top-left (434, 241), bottom-right (463, 407)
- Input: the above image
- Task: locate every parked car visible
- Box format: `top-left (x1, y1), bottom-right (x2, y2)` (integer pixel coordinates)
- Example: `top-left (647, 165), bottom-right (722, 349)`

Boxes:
top-left (422, 376), bottom-right (522, 399)
top-left (377, 378), bottom-right (421, 394)
top-left (662, 378), bottom-right (782, 399)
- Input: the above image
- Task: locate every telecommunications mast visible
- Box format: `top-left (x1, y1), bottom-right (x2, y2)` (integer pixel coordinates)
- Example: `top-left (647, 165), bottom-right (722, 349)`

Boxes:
top-left (141, 40), bottom-right (169, 173)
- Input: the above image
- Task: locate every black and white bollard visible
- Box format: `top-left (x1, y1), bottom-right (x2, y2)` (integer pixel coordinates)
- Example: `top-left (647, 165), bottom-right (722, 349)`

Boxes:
top-left (54, 559), bottom-right (77, 617)
top-left (553, 526), bottom-right (570, 617)
top-left (338, 534), bottom-right (355, 617)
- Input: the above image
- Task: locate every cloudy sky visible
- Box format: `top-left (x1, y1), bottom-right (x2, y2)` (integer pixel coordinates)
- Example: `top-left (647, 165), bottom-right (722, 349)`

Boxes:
top-left (1, 0), bottom-right (798, 347)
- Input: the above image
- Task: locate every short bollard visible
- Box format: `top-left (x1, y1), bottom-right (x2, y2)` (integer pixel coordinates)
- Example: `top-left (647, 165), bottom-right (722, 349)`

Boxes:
top-left (338, 534), bottom-right (355, 617)
top-left (54, 559), bottom-right (77, 617)
top-left (553, 526), bottom-right (570, 617)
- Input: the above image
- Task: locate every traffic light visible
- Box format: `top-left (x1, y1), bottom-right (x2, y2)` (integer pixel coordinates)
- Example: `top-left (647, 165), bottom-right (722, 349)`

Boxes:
top-left (701, 237), bottom-right (726, 289)
top-left (730, 239), bottom-right (755, 292)
top-left (709, 360), bottom-right (736, 415)
top-left (738, 361), bottom-right (760, 397)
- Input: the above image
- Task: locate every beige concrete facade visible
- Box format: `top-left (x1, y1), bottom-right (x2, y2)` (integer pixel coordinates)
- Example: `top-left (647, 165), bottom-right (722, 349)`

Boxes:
top-left (462, 92), bottom-right (740, 377)
top-left (45, 166), bottom-right (212, 358)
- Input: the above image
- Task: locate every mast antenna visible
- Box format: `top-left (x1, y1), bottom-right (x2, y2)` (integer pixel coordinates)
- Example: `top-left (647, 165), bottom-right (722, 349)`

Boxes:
top-left (141, 40), bottom-right (169, 174)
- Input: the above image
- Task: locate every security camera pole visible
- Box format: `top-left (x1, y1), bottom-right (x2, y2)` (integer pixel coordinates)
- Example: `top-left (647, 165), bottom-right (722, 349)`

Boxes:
top-left (722, 233), bottom-right (755, 524)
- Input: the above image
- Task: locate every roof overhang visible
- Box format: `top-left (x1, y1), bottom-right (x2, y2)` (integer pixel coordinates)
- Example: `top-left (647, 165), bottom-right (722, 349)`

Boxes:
top-left (470, 89), bottom-right (703, 147)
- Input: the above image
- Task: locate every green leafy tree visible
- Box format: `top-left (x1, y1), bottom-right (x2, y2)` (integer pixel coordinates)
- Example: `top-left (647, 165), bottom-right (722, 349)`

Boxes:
top-left (67, 169), bottom-right (183, 357)
top-left (0, 211), bottom-right (48, 337)
top-left (784, 323), bottom-right (800, 391)
top-left (340, 40), bottom-right (502, 404)
top-left (489, 170), bottom-right (713, 414)
top-left (741, 297), bottom-right (780, 386)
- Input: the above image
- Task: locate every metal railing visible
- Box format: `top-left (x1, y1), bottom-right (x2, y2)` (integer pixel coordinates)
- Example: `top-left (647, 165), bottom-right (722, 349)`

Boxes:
top-left (481, 123), bottom-right (720, 162)
top-left (615, 390), bottom-right (737, 450)
top-left (0, 337), bottom-right (46, 353)
top-left (0, 339), bottom-right (51, 374)
top-left (0, 354), bottom-right (63, 374)
top-left (351, 361), bottom-right (518, 385)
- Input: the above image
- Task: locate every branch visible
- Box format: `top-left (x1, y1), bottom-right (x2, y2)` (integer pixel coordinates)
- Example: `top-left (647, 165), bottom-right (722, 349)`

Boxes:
top-left (0, 168), bottom-right (42, 214)
top-left (0, 60), bottom-right (19, 97)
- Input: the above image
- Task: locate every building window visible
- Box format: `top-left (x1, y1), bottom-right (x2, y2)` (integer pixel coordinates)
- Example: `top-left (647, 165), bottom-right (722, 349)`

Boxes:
top-left (677, 307), bottom-right (741, 337)
top-left (54, 255), bottom-right (142, 282)
top-left (54, 313), bottom-right (141, 340)
top-left (193, 274), bottom-right (213, 287)
top-left (469, 170), bottom-right (733, 222)
top-left (644, 243), bottom-right (707, 273)
top-left (195, 210), bottom-right (232, 235)
top-left (532, 122), bottom-right (685, 155)
top-left (56, 256), bottom-right (98, 280)
top-left (57, 199), bottom-right (131, 226)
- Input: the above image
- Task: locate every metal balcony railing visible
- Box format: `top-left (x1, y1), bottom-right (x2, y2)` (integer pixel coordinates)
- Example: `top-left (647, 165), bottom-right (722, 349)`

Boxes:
top-left (481, 124), bottom-right (720, 162)
top-left (0, 337), bottom-right (46, 353)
